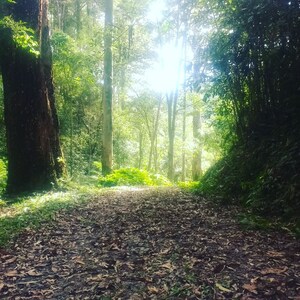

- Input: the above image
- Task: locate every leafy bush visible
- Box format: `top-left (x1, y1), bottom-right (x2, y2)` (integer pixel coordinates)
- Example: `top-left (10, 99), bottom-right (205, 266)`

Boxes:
top-left (177, 181), bottom-right (199, 192)
top-left (150, 173), bottom-right (172, 186)
top-left (98, 168), bottom-right (171, 187)
top-left (0, 158), bottom-right (7, 192)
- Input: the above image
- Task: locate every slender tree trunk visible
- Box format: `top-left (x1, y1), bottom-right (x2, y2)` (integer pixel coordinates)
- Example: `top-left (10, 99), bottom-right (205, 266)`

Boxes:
top-left (102, 0), bottom-right (113, 175)
top-left (147, 96), bottom-right (162, 171)
top-left (154, 134), bottom-right (158, 173)
top-left (181, 92), bottom-right (186, 182)
top-left (181, 31), bottom-right (187, 182)
top-left (138, 131), bottom-right (143, 169)
top-left (192, 110), bottom-right (202, 181)
top-left (167, 90), bottom-right (178, 181)
top-left (0, 0), bottom-right (64, 193)
top-left (75, 0), bottom-right (81, 39)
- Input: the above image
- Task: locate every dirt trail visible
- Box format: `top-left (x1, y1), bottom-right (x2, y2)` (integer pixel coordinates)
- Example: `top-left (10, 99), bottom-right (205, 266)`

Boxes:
top-left (0, 187), bottom-right (299, 299)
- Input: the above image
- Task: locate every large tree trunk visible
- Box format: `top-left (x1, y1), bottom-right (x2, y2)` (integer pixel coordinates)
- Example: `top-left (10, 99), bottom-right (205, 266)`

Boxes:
top-left (102, 0), bottom-right (113, 175)
top-left (0, 0), bottom-right (64, 193)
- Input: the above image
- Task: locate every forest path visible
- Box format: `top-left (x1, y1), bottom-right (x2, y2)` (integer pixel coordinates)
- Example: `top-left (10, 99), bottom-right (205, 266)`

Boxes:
top-left (0, 187), bottom-right (299, 299)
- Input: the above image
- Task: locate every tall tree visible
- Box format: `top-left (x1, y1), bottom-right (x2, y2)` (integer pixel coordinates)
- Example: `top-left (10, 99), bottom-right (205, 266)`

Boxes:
top-left (0, 0), bottom-right (64, 193)
top-left (102, 0), bottom-right (113, 175)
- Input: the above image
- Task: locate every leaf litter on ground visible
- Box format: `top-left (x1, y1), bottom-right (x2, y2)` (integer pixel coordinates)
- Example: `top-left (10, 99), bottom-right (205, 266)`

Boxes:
top-left (0, 187), bottom-right (299, 299)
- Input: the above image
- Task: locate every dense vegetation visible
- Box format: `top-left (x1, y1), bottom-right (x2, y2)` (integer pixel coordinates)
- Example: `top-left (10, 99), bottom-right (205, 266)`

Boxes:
top-left (0, 0), bottom-right (299, 226)
top-left (199, 0), bottom-right (300, 222)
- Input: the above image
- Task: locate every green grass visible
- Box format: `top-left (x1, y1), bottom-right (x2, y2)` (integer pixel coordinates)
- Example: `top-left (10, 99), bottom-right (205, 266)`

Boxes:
top-left (0, 184), bottom-right (105, 247)
top-left (0, 170), bottom-right (172, 248)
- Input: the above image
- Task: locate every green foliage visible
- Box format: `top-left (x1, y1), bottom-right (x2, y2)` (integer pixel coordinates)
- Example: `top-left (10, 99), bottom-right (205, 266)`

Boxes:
top-left (0, 158), bottom-right (7, 192)
top-left (0, 16), bottom-right (39, 56)
top-left (198, 138), bottom-right (300, 221)
top-left (177, 181), bottom-right (199, 192)
top-left (98, 168), bottom-right (171, 187)
top-left (51, 31), bottom-right (102, 176)
top-left (196, 0), bottom-right (300, 225)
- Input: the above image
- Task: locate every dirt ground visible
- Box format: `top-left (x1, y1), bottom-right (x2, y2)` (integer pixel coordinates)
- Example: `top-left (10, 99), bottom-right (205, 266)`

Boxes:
top-left (0, 187), bottom-right (299, 299)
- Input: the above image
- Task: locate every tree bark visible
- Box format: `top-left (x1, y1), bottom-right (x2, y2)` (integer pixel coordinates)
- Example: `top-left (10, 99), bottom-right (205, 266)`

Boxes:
top-left (102, 0), bottom-right (113, 175)
top-left (192, 110), bottom-right (202, 181)
top-left (167, 90), bottom-right (178, 181)
top-left (0, 0), bottom-right (64, 194)
top-left (147, 96), bottom-right (162, 171)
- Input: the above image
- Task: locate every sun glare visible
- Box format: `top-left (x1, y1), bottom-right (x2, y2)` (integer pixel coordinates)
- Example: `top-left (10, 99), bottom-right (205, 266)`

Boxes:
top-left (137, 0), bottom-right (186, 94)
top-left (145, 42), bottom-right (184, 93)
top-left (147, 0), bottom-right (166, 22)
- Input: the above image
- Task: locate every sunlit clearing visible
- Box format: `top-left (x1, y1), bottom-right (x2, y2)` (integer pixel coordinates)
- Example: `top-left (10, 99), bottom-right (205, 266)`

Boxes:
top-left (145, 42), bottom-right (184, 93)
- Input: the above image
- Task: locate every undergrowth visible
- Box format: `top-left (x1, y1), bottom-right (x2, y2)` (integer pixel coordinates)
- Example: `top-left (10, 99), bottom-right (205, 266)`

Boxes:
top-left (198, 136), bottom-right (300, 236)
top-left (177, 181), bottom-right (199, 192)
top-left (98, 168), bottom-right (172, 187)
top-left (0, 158), bottom-right (7, 193)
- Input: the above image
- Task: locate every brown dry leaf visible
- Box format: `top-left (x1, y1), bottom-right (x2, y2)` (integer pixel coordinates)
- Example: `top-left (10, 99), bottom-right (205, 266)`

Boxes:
top-left (110, 243), bottom-right (120, 250)
top-left (125, 262), bottom-right (135, 270)
top-left (27, 269), bottom-right (42, 276)
top-left (261, 266), bottom-right (288, 275)
top-left (250, 277), bottom-right (259, 284)
top-left (148, 286), bottom-right (159, 294)
top-left (154, 270), bottom-right (167, 276)
top-left (161, 261), bottom-right (173, 270)
top-left (51, 267), bottom-right (58, 272)
top-left (5, 257), bottom-right (17, 264)
top-left (87, 275), bottom-right (105, 282)
top-left (72, 256), bottom-right (85, 265)
top-left (75, 259), bottom-right (85, 265)
top-left (160, 248), bottom-right (171, 254)
top-left (5, 270), bottom-right (19, 277)
top-left (242, 284), bottom-right (258, 294)
top-left (0, 283), bottom-right (5, 291)
top-left (99, 261), bottom-right (109, 268)
top-left (163, 283), bottom-right (169, 292)
top-left (267, 251), bottom-right (284, 257)
top-left (129, 293), bottom-right (142, 300)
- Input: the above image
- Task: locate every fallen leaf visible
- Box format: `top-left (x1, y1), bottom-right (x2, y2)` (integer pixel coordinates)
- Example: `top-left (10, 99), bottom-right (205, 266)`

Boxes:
top-left (215, 283), bottom-right (231, 293)
top-left (5, 270), bottom-right (19, 277)
top-left (261, 267), bottom-right (288, 275)
top-left (5, 257), bottom-right (17, 264)
top-left (99, 261), bottom-right (109, 268)
top-left (250, 277), bottom-right (259, 284)
top-left (72, 256), bottom-right (85, 265)
top-left (160, 248), bottom-right (171, 254)
top-left (27, 269), bottom-right (42, 276)
top-left (110, 243), bottom-right (120, 250)
top-left (0, 283), bottom-right (5, 291)
top-left (148, 286), bottom-right (159, 294)
top-left (267, 251), bottom-right (284, 258)
top-left (161, 261), bottom-right (173, 270)
top-left (242, 283), bottom-right (258, 294)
